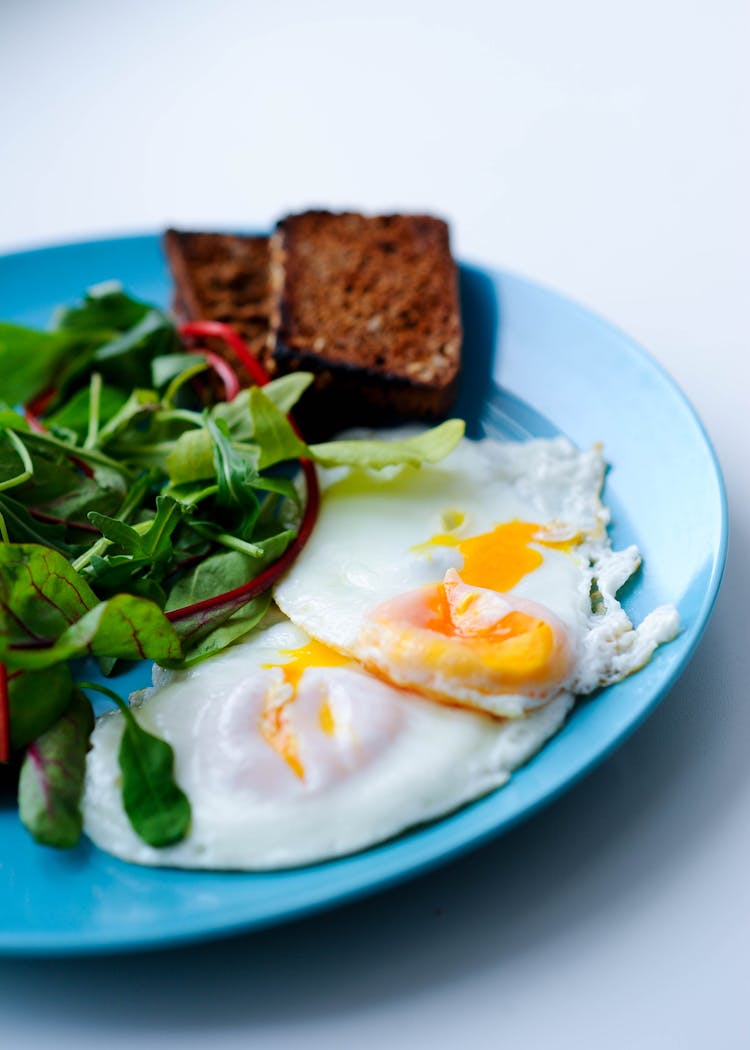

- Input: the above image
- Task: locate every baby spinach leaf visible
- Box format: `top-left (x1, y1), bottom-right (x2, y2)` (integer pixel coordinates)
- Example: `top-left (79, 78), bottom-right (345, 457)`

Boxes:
top-left (80, 681), bottom-right (190, 848)
top-left (166, 427), bottom-right (215, 486)
top-left (248, 387), bottom-right (308, 469)
top-left (17, 689), bottom-right (94, 848)
top-left (119, 710), bottom-right (191, 848)
top-left (54, 281), bottom-right (151, 333)
top-left (261, 372), bottom-right (314, 414)
top-left (0, 323), bottom-right (82, 406)
top-left (309, 418), bottom-right (466, 469)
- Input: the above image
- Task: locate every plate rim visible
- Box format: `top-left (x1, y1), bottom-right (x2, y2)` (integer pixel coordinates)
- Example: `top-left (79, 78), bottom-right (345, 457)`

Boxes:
top-left (0, 232), bottom-right (729, 956)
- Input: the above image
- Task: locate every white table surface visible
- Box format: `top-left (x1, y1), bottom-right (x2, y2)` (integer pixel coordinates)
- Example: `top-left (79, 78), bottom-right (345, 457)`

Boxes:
top-left (1, 1), bottom-right (748, 1046)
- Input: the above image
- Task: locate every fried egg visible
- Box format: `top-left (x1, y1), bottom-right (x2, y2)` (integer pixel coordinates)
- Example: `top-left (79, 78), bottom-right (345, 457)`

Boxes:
top-left (82, 617), bottom-right (572, 869)
top-left (274, 434), bottom-right (680, 717)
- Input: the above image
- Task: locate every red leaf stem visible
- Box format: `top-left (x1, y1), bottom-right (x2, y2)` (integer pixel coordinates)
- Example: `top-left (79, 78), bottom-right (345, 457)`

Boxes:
top-left (168, 321), bottom-right (319, 623)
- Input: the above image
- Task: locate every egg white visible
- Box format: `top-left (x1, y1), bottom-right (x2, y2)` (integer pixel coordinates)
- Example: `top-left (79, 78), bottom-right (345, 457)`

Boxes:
top-left (274, 434), bottom-right (679, 715)
top-left (82, 618), bottom-right (573, 869)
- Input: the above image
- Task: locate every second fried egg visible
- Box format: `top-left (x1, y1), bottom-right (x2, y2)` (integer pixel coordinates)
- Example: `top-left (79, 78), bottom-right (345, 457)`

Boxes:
top-left (274, 434), bottom-right (679, 717)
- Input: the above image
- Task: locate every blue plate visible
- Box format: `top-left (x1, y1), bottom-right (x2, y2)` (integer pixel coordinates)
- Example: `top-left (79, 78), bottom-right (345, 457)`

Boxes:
top-left (0, 234), bottom-right (727, 956)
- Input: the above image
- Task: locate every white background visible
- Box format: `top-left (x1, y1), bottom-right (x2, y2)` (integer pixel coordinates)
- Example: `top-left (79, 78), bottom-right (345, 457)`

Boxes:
top-left (0, 1), bottom-right (748, 1046)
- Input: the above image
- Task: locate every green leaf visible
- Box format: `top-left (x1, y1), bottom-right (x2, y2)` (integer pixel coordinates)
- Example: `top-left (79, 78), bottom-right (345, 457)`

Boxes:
top-left (18, 689), bottom-right (94, 848)
top-left (45, 383), bottom-right (129, 443)
top-left (89, 387), bottom-right (160, 447)
top-left (166, 427), bottom-right (215, 485)
top-left (0, 544), bottom-right (98, 652)
top-left (8, 664), bottom-right (74, 749)
top-left (87, 512), bottom-right (144, 553)
top-left (0, 494), bottom-right (72, 553)
top-left (179, 591), bottom-right (272, 666)
top-left (0, 429), bottom-right (127, 529)
top-left (206, 417), bottom-right (260, 509)
top-left (80, 679), bottom-right (191, 847)
top-left (54, 282), bottom-right (151, 333)
top-left (151, 352), bottom-right (207, 390)
top-left (261, 372), bottom-right (314, 414)
top-left (248, 387), bottom-right (308, 469)
top-left (309, 418), bottom-right (466, 469)
top-left (4, 593), bottom-right (183, 670)
top-left (119, 709), bottom-right (191, 847)
top-left (0, 323), bottom-right (82, 406)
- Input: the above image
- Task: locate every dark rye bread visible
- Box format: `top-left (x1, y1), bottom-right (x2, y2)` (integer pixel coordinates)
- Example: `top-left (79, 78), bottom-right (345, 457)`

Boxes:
top-left (270, 211), bottom-right (462, 436)
top-left (163, 230), bottom-right (274, 373)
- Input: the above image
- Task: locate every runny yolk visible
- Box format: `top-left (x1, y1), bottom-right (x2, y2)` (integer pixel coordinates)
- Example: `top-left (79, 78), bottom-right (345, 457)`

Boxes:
top-left (259, 640), bottom-right (351, 777)
top-left (426, 520), bottom-right (576, 593)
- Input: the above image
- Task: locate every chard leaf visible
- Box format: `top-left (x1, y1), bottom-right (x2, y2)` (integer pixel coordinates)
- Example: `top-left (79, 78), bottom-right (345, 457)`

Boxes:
top-left (0, 494), bottom-right (72, 553)
top-left (309, 418), bottom-right (465, 469)
top-left (4, 593), bottom-right (183, 670)
top-left (8, 664), bottom-right (74, 749)
top-left (0, 544), bottom-right (98, 651)
top-left (248, 387), bottom-right (308, 469)
top-left (0, 323), bottom-right (81, 405)
top-left (178, 592), bottom-right (272, 666)
top-left (18, 689), bottom-right (94, 848)
top-left (0, 430), bottom-right (127, 527)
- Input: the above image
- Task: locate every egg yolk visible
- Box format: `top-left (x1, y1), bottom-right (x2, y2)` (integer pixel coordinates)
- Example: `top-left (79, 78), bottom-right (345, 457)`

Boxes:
top-left (359, 570), bottom-right (573, 705)
top-left (259, 639), bottom-right (352, 777)
top-left (425, 520), bottom-right (577, 593)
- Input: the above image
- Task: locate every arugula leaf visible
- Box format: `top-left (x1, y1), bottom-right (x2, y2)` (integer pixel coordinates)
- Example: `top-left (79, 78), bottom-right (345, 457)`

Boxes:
top-left (80, 681), bottom-right (190, 848)
top-left (8, 664), bottom-right (74, 749)
top-left (206, 417), bottom-right (260, 509)
top-left (17, 689), bottom-right (94, 848)
top-left (309, 418), bottom-right (465, 468)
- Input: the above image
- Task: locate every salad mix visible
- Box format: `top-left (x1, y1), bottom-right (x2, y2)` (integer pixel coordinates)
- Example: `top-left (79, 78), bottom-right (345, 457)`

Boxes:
top-left (0, 283), bottom-right (463, 851)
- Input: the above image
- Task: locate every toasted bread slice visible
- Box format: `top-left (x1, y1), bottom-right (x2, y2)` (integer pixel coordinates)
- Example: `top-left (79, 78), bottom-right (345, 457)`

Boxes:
top-left (163, 230), bottom-right (274, 373)
top-left (270, 211), bottom-right (462, 435)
